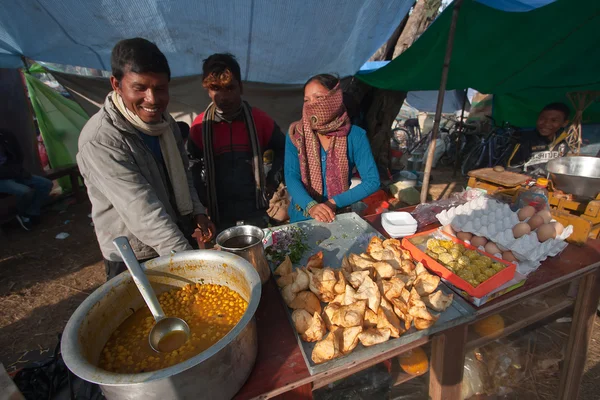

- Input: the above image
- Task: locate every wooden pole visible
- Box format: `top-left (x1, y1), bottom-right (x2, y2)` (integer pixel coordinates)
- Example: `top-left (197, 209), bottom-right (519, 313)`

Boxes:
top-left (453, 88), bottom-right (469, 177)
top-left (420, 0), bottom-right (464, 203)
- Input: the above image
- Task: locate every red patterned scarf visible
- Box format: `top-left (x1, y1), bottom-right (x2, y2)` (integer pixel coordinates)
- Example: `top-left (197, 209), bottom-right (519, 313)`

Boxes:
top-left (290, 84), bottom-right (351, 200)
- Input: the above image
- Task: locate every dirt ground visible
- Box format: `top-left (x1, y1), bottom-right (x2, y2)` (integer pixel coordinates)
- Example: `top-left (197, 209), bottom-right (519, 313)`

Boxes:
top-left (0, 168), bottom-right (598, 399)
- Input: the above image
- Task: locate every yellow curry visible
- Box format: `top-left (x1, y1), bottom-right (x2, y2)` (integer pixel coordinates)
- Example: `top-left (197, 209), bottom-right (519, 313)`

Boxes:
top-left (99, 283), bottom-right (247, 373)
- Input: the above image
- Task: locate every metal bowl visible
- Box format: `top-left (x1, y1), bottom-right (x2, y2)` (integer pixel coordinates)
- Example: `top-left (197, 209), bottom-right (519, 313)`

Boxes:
top-left (61, 250), bottom-right (261, 400)
top-left (546, 156), bottom-right (600, 200)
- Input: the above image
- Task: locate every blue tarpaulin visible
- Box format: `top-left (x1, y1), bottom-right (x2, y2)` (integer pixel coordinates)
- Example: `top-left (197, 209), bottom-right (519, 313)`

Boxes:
top-left (0, 0), bottom-right (413, 84)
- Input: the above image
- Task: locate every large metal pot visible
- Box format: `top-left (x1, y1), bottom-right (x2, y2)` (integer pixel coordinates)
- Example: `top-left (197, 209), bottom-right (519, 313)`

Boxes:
top-left (61, 250), bottom-right (261, 400)
top-left (546, 156), bottom-right (600, 199)
top-left (216, 225), bottom-right (271, 284)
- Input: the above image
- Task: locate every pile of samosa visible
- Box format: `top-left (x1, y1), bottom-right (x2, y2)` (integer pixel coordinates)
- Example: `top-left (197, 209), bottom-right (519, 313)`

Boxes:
top-left (274, 236), bottom-right (454, 364)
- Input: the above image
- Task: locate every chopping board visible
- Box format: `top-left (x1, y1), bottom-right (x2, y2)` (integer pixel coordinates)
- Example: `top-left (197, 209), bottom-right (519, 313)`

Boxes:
top-left (468, 168), bottom-right (529, 187)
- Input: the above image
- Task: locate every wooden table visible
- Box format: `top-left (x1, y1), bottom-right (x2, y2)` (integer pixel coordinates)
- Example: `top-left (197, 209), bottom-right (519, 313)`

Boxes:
top-left (234, 212), bottom-right (600, 400)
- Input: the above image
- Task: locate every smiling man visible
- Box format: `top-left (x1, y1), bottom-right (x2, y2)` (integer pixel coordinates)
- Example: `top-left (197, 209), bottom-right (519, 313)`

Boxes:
top-left (77, 38), bottom-right (214, 281)
top-left (507, 102), bottom-right (571, 172)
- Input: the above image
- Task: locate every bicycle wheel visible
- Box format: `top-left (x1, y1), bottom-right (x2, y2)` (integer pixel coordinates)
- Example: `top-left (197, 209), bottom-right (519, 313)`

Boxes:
top-left (392, 127), bottom-right (412, 150)
top-left (461, 142), bottom-right (486, 176)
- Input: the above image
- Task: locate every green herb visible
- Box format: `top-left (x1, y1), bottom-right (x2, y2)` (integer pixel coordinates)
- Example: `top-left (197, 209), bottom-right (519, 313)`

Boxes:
top-left (265, 227), bottom-right (309, 264)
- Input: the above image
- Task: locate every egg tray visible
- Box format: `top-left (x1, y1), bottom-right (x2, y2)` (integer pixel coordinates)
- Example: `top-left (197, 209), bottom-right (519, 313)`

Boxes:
top-left (435, 196), bottom-right (572, 263)
top-left (402, 229), bottom-right (516, 299)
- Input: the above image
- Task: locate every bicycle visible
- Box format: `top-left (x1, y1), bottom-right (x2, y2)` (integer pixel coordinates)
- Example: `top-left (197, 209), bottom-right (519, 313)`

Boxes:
top-left (460, 117), bottom-right (519, 176)
top-left (391, 118), bottom-right (421, 152)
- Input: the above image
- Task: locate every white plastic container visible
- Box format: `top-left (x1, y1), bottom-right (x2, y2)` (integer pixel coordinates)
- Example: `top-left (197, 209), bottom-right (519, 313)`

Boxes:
top-left (381, 212), bottom-right (418, 238)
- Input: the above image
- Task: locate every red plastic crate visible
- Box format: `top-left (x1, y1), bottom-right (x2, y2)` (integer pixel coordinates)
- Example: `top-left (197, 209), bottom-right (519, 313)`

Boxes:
top-left (402, 229), bottom-right (516, 298)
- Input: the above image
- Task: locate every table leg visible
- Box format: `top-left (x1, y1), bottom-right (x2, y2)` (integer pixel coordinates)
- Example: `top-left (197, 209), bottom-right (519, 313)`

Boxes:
top-left (70, 171), bottom-right (84, 203)
top-left (429, 324), bottom-right (468, 400)
top-left (559, 270), bottom-right (600, 400)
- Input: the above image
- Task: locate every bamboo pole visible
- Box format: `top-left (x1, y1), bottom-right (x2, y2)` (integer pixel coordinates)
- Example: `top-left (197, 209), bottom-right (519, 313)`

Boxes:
top-left (420, 0), bottom-right (464, 203)
top-left (453, 88), bottom-right (469, 177)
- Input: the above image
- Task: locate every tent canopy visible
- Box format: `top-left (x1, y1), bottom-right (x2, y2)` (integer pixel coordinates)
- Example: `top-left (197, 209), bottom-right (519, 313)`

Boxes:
top-left (0, 0), bottom-right (413, 84)
top-left (358, 0), bottom-right (600, 126)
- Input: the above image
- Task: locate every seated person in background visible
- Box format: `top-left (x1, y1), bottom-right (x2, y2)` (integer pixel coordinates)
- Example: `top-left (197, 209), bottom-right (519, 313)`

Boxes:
top-left (507, 102), bottom-right (571, 171)
top-left (285, 74), bottom-right (380, 223)
top-left (189, 54), bottom-right (285, 230)
top-left (0, 129), bottom-right (53, 230)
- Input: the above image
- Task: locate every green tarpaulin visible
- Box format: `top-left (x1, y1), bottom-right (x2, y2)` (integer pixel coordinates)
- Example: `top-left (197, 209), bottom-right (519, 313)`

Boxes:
top-left (23, 64), bottom-right (89, 190)
top-left (358, 0), bottom-right (600, 127)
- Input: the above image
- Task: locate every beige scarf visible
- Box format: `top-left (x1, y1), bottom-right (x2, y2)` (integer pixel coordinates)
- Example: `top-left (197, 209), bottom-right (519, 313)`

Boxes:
top-left (111, 91), bottom-right (193, 216)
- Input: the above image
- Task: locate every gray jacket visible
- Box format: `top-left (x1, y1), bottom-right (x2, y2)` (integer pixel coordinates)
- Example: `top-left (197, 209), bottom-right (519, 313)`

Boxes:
top-left (77, 95), bottom-right (206, 261)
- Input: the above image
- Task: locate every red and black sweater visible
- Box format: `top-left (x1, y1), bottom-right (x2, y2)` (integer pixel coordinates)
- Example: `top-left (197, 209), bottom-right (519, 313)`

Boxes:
top-left (188, 107), bottom-right (285, 223)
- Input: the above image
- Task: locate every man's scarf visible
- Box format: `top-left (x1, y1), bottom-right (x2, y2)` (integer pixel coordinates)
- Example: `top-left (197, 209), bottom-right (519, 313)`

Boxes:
top-left (111, 91), bottom-right (193, 216)
top-left (202, 101), bottom-right (267, 223)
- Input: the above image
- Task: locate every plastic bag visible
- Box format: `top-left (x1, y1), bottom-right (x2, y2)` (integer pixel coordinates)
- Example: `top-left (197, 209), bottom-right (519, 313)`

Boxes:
top-left (411, 189), bottom-right (483, 228)
top-left (462, 351), bottom-right (485, 399)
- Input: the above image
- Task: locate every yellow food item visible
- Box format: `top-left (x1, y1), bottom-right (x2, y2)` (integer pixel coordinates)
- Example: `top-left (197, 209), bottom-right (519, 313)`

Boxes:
top-left (484, 268), bottom-right (496, 278)
top-left (457, 256), bottom-right (471, 267)
top-left (473, 314), bottom-right (505, 338)
top-left (479, 257), bottom-right (493, 268)
top-left (426, 250), bottom-right (439, 260)
top-left (449, 248), bottom-right (461, 260)
top-left (438, 252), bottom-right (455, 265)
top-left (439, 240), bottom-right (454, 250)
top-left (431, 246), bottom-right (447, 255)
top-left (492, 262), bottom-right (505, 272)
top-left (398, 346), bottom-right (429, 375)
top-left (452, 243), bottom-right (466, 253)
top-left (99, 283), bottom-right (247, 374)
top-left (447, 261), bottom-right (459, 272)
top-left (426, 239), bottom-right (439, 250)
top-left (458, 269), bottom-right (474, 280)
top-left (464, 250), bottom-right (479, 260)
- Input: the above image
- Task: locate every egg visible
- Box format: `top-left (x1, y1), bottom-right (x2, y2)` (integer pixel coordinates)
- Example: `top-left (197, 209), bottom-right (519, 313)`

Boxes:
top-left (536, 224), bottom-right (556, 242)
top-left (484, 242), bottom-right (501, 255)
top-left (442, 225), bottom-right (456, 236)
top-left (536, 209), bottom-right (552, 224)
top-left (551, 222), bottom-right (565, 236)
top-left (502, 251), bottom-right (518, 263)
top-left (512, 222), bottom-right (532, 238)
top-left (471, 236), bottom-right (488, 248)
top-left (517, 206), bottom-right (536, 221)
top-left (456, 231), bottom-right (473, 242)
top-left (527, 215), bottom-right (545, 230)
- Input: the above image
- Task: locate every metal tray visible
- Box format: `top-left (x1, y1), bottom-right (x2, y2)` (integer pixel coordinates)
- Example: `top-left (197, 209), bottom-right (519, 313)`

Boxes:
top-left (267, 213), bottom-right (475, 375)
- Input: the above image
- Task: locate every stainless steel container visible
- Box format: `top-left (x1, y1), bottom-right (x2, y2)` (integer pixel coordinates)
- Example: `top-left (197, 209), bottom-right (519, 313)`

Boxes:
top-left (61, 251), bottom-right (261, 400)
top-left (216, 225), bottom-right (271, 284)
top-left (546, 156), bottom-right (600, 199)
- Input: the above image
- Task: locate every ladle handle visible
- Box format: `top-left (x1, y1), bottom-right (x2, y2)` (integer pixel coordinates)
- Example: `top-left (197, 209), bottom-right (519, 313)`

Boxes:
top-left (113, 236), bottom-right (165, 322)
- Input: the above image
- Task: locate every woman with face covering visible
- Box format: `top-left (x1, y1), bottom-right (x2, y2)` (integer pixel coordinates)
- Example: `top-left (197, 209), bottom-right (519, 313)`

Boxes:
top-left (285, 74), bottom-right (380, 223)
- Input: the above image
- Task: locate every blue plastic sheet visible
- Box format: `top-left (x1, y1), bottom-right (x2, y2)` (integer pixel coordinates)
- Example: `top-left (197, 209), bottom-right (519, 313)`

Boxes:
top-left (0, 0), bottom-right (412, 83)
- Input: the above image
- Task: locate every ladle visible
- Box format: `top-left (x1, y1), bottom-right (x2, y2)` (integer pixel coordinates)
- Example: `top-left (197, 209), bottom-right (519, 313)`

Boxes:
top-left (113, 237), bottom-right (190, 352)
